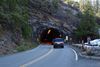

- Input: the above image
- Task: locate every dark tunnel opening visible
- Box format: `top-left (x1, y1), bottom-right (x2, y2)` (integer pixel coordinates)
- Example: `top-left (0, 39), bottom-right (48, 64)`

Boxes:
top-left (39, 28), bottom-right (63, 45)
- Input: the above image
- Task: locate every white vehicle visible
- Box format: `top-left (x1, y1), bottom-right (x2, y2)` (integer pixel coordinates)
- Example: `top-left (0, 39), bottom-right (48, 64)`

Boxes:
top-left (52, 38), bottom-right (64, 48)
top-left (84, 39), bottom-right (100, 53)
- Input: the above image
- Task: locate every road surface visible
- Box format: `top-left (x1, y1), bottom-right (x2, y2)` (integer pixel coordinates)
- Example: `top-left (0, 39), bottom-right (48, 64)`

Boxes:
top-left (0, 45), bottom-right (100, 67)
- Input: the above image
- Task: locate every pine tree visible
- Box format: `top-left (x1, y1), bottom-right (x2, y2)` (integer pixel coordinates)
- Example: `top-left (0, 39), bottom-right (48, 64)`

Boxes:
top-left (75, 1), bottom-right (97, 41)
top-left (95, 0), bottom-right (99, 13)
top-left (0, 0), bottom-right (32, 39)
top-left (79, 0), bottom-right (85, 11)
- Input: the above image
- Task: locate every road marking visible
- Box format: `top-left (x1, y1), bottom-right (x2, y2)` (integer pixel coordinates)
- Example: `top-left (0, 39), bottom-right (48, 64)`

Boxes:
top-left (71, 49), bottom-right (78, 61)
top-left (20, 48), bottom-right (53, 67)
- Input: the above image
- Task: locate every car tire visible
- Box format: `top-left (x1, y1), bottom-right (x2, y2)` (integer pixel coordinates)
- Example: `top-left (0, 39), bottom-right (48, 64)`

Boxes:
top-left (61, 46), bottom-right (64, 48)
top-left (53, 45), bottom-right (57, 48)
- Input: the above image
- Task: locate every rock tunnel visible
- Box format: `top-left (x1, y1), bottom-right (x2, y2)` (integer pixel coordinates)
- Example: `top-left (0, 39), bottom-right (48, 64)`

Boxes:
top-left (39, 28), bottom-right (63, 45)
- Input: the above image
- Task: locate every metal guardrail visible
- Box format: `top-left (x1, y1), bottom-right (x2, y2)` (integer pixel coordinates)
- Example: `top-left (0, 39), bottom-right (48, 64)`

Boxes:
top-left (73, 44), bottom-right (100, 56)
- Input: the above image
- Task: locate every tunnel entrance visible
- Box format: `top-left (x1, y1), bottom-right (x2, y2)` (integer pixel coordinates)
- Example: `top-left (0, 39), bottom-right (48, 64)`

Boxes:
top-left (39, 28), bottom-right (63, 45)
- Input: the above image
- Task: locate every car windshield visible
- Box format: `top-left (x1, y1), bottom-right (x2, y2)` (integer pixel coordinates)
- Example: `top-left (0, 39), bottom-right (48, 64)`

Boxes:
top-left (53, 38), bottom-right (64, 42)
top-left (90, 39), bottom-right (100, 45)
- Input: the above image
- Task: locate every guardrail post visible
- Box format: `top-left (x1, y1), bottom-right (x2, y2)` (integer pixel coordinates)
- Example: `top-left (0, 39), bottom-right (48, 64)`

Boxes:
top-left (81, 40), bottom-right (85, 51)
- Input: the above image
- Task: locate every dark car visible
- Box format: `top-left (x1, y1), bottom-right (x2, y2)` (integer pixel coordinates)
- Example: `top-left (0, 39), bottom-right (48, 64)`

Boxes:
top-left (52, 38), bottom-right (64, 48)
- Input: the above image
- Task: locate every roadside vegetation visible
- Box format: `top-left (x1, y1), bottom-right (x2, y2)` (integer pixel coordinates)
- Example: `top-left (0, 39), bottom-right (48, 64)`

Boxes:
top-left (0, 0), bottom-right (35, 53)
top-left (75, 1), bottom-right (98, 42)
top-left (65, 0), bottom-right (100, 42)
top-left (16, 41), bottom-right (38, 52)
top-left (65, 0), bottom-right (100, 56)
top-left (0, 0), bottom-right (32, 39)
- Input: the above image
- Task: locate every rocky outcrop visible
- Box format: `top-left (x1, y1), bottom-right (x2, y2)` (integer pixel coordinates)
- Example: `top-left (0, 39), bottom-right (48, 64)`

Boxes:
top-left (0, 0), bottom-right (80, 55)
top-left (0, 31), bottom-right (17, 55)
top-left (29, 0), bottom-right (80, 41)
top-left (29, 0), bottom-right (60, 14)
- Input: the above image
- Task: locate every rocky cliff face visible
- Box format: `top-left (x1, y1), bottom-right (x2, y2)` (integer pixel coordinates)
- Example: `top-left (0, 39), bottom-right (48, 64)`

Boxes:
top-left (0, 31), bottom-right (17, 55)
top-left (0, 0), bottom-right (80, 55)
top-left (29, 0), bottom-right (80, 40)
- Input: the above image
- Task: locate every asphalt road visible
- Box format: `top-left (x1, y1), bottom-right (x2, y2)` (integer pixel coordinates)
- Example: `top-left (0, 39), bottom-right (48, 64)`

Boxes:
top-left (0, 45), bottom-right (100, 67)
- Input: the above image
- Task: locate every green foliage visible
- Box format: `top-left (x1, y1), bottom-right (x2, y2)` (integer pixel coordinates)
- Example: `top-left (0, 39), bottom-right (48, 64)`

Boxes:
top-left (64, 0), bottom-right (79, 8)
top-left (22, 23), bottom-right (32, 39)
top-left (96, 12), bottom-right (100, 17)
top-left (75, 1), bottom-right (98, 39)
top-left (73, 2), bottom-right (79, 8)
top-left (49, 0), bottom-right (59, 13)
top-left (94, 0), bottom-right (100, 13)
top-left (64, 0), bottom-right (72, 3)
top-left (0, 0), bottom-right (32, 39)
top-left (52, 0), bottom-right (59, 9)
top-left (16, 42), bottom-right (38, 52)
